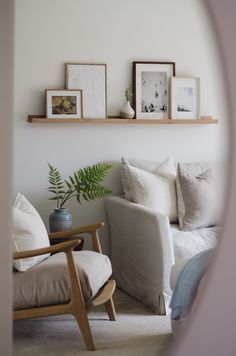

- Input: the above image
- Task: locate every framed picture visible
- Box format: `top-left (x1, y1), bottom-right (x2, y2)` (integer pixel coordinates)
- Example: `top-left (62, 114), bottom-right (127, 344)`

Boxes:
top-left (65, 63), bottom-right (107, 119)
top-left (170, 77), bottom-right (200, 119)
top-left (133, 61), bottom-right (175, 119)
top-left (46, 89), bottom-right (83, 119)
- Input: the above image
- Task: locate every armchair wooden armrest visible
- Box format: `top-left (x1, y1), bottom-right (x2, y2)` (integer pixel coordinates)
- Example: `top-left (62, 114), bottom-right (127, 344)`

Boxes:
top-left (48, 222), bottom-right (104, 253)
top-left (13, 240), bottom-right (80, 260)
top-left (13, 222), bottom-right (116, 351)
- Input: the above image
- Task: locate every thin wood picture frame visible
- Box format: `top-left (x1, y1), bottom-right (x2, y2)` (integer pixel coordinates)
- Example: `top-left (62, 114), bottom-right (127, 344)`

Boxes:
top-left (170, 77), bottom-right (200, 119)
top-left (133, 61), bottom-right (175, 119)
top-left (46, 89), bottom-right (83, 119)
top-left (65, 63), bottom-right (107, 119)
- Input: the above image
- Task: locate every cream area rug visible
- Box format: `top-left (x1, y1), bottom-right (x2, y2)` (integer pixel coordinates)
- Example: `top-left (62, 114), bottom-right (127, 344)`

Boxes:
top-left (13, 289), bottom-right (172, 356)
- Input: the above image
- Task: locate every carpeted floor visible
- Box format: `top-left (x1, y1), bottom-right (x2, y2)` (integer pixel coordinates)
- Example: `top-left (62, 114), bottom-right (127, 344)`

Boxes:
top-left (13, 289), bottom-right (173, 355)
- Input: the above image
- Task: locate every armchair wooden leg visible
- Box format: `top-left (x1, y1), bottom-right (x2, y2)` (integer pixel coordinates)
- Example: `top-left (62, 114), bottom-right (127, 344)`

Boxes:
top-left (105, 297), bottom-right (116, 321)
top-left (73, 307), bottom-right (95, 351)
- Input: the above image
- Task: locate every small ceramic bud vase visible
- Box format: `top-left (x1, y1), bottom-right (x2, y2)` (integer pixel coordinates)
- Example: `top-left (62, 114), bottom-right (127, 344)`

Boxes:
top-left (120, 100), bottom-right (135, 119)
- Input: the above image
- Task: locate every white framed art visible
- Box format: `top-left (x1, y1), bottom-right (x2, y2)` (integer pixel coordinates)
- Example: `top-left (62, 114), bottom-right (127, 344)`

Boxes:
top-left (171, 77), bottom-right (200, 119)
top-left (133, 61), bottom-right (176, 119)
top-left (46, 89), bottom-right (83, 119)
top-left (65, 63), bottom-right (107, 119)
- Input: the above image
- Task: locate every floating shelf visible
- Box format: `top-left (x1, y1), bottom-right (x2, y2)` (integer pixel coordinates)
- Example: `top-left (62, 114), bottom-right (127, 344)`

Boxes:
top-left (28, 115), bottom-right (218, 125)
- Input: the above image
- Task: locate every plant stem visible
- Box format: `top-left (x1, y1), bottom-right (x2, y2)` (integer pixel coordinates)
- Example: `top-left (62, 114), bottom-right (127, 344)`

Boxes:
top-left (59, 188), bottom-right (77, 208)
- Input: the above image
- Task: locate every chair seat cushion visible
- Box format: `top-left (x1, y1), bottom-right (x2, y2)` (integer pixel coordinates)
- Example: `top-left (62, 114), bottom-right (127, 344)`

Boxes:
top-left (13, 251), bottom-right (112, 310)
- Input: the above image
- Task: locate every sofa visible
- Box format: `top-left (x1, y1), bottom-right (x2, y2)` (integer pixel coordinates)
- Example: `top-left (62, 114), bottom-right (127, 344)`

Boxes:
top-left (106, 157), bottom-right (224, 314)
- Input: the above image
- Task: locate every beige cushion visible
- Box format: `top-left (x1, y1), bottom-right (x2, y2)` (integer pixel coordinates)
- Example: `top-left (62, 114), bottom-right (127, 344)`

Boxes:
top-left (171, 224), bottom-right (218, 263)
top-left (176, 163), bottom-right (219, 231)
top-left (13, 193), bottom-right (50, 272)
top-left (121, 157), bottom-right (165, 200)
top-left (122, 157), bottom-right (178, 222)
top-left (13, 251), bottom-right (112, 310)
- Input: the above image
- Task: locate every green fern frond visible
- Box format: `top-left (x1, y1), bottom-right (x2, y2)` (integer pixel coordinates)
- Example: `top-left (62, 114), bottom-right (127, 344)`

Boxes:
top-left (76, 162), bottom-right (112, 186)
top-left (47, 161), bottom-right (112, 209)
top-left (47, 162), bottom-right (66, 208)
top-left (79, 184), bottom-right (111, 202)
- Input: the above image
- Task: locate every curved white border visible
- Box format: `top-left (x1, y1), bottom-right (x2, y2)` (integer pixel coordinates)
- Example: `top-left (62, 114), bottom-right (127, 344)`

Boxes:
top-left (169, 1), bottom-right (236, 355)
top-left (1, 1), bottom-right (236, 354)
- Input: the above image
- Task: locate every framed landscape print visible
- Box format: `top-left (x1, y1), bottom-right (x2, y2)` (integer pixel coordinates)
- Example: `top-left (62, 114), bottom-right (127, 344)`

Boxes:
top-left (133, 61), bottom-right (175, 119)
top-left (65, 63), bottom-right (107, 119)
top-left (46, 89), bottom-right (83, 119)
top-left (170, 77), bottom-right (200, 119)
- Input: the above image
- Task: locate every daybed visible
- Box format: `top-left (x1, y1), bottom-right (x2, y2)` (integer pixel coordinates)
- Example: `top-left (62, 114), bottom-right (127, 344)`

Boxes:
top-left (106, 157), bottom-right (223, 314)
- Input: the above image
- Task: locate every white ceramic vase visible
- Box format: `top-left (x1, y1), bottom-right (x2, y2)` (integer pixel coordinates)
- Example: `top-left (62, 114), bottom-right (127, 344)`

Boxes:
top-left (120, 100), bottom-right (135, 119)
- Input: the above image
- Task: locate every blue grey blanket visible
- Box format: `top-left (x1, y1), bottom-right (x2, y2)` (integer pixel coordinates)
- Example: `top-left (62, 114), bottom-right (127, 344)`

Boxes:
top-left (169, 249), bottom-right (213, 320)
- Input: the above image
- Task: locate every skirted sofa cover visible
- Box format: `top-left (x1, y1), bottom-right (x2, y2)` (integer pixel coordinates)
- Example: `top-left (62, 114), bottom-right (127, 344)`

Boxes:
top-left (106, 157), bottom-right (224, 314)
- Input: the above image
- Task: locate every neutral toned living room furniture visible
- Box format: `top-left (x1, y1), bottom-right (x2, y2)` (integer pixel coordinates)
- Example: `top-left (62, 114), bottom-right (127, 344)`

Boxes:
top-left (13, 223), bottom-right (116, 351)
top-left (106, 158), bottom-right (221, 315)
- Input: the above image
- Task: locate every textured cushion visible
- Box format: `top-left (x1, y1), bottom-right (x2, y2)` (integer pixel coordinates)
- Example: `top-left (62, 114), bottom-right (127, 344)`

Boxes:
top-left (176, 164), bottom-right (220, 231)
top-left (122, 157), bottom-right (177, 222)
top-left (121, 157), bottom-right (164, 200)
top-left (13, 193), bottom-right (50, 272)
top-left (13, 251), bottom-right (112, 310)
top-left (171, 224), bottom-right (219, 263)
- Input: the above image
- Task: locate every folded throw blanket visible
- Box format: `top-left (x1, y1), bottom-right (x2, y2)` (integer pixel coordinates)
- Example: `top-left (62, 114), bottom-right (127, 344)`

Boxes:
top-left (170, 249), bottom-right (214, 320)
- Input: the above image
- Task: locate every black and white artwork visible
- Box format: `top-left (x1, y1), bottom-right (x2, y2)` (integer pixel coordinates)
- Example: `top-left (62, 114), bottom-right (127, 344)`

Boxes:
top-left (133, 61), bottom-right (175, 119)
top-left (141, 71), bottom-right (167, 113)
top-left (171, 77), bottom-right (200, 119)
top-left (176, 87), bottom-right (193, 112)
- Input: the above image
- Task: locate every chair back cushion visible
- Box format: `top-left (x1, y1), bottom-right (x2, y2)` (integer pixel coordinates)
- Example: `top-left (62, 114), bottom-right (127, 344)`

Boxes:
top-left (13, 251), bottom-right (112, 310)
top-left (13, 193), bottom-right (50, 272)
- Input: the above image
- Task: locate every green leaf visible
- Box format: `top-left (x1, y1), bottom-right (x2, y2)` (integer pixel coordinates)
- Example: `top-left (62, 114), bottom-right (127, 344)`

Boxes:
top-left (47, 162), bottom-right (65, 206)
top-left (47, 161), bottom-right (112, 208)
top-left (65, 180), bottom-right (72, 189)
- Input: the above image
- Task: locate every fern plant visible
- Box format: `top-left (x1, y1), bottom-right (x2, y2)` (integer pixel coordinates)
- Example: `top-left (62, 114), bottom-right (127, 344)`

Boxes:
top-left (48, 162), bottom-right (112, 209)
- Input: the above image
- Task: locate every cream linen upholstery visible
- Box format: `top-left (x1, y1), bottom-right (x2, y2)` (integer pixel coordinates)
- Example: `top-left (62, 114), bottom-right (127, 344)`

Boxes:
top-left (106, 160), bottom-right (223, 315)
top-left (106, 196), bottom-right (219, 315)
top-left (171, 224), bottom-right (218, 262)
top-left (106, 196), bottom-right (174, 315)
top-left (121, 157), bottom-right (177, 223)
top-left (13, 193), bottom-right (50, 271)
top-left (14, 250), bottom-right (112, 310)
top-left (177, 165), bottom-right (219, 230)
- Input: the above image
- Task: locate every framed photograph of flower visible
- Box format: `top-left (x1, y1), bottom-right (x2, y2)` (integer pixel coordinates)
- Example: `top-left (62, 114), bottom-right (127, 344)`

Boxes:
top-left (133, 61), bottom-right (175, 119)
top-left (46, 89), bottom-right (83, 119)
top-left (65, 63), bottom-right (107, 119)
top-left (170, 77), bottom-right (200, 119)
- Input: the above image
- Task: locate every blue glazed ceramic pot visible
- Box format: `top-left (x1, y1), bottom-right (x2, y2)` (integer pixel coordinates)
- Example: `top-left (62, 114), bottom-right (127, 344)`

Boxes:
top-left (49, 208), bottom-right (72, 232)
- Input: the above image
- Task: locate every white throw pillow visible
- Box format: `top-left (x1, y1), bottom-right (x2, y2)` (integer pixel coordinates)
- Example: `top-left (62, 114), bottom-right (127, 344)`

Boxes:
top-left (13, 193), bottom-right (50, 272)
top-left (126, 158), bottom-right (177, 222)
top-left (121, 157), bottom-right (164, 200)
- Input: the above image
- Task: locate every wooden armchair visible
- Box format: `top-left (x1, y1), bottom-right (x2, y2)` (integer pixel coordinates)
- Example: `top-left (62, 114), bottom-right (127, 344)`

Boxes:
top-left (13, 222), bottom-right (116, 351)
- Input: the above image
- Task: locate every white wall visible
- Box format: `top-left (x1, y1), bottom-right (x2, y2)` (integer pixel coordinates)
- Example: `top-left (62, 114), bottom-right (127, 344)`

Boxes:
top-left (14, 0), bottom-right (228, 254)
